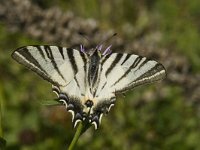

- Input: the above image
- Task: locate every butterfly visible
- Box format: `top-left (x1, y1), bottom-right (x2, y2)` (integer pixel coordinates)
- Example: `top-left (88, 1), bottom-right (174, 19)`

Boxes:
top-left (12, 44), bottom-right (166, 129)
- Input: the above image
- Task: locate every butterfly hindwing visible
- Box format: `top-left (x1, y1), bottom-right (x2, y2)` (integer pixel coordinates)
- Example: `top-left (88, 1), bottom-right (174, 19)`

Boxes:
top-left (12, 45), bottom-right (88, 86)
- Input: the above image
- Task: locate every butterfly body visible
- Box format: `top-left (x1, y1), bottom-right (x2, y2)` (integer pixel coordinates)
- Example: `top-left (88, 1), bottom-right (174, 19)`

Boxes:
top-left (53, 48), bottom-right (116, 128)
top-left (12, 45), bottom-right (166, 129)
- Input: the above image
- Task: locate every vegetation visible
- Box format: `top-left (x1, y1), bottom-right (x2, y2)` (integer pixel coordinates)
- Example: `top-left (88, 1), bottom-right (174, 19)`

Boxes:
top-left (0, 0), bottom-right (200, 149)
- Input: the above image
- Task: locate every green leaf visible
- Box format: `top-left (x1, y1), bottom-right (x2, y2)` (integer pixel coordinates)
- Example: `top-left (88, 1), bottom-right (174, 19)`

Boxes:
top-left (0, 137), bottom-right (6, 149)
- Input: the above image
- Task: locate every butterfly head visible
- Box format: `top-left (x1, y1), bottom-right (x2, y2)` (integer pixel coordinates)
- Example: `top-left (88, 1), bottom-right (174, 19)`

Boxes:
top-left (79, 32), bottom-right (116, 56)
top-left (95, 44), bottom-right (112, 56)
top-left (80, 44), bottom-right (112, 56)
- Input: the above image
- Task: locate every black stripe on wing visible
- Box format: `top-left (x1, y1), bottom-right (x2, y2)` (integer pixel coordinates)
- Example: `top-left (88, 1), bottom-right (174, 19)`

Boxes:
top-left (101, 54), bottom-right (112, 66)
top-left (112, 56), bottom-right (143, 86)
top-left (35, 45), bottom-right (46, 59)
top-left (95, 81), bottom-right (107, 97)
top-left (80, 52), bottom-right (87, 73)
top-left (11, 47), bottom-right (54, 82)
top-left (118, 63), bottom-right (166, 93)
top-left (78, 51), bottom-right (88, 88)
top-left (131, 63), bottom-right (165, 84)
top-left (43, 45), bottom-right (66, 81)
top-left (74, 76), bottom-right (80, 88)
top-left (19, 47), bottom-right (48, 75)
top-left (121, 54), bottom-right (131, 65)
top-left (67, 48), bottom-right (78, 74)
top-left (137, 58), bottom-right (150, 71)
top-left (105, 53), bottom-right (123, 76)
top-left (58, 46), bottom-right (65, 59)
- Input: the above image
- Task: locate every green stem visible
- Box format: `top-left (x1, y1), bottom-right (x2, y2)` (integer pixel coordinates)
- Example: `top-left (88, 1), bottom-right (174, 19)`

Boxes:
top-left (0, 94), bottom-right (3, 137)
top-left (68, 122), bottom-right (84, 150)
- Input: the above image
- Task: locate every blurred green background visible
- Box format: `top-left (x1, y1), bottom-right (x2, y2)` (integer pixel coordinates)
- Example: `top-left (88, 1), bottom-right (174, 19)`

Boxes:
top-left (0, 0), bottom-right (200, 149)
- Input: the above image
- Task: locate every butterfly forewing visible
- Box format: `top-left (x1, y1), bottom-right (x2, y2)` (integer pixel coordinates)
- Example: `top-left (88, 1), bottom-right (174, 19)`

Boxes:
top-left (100, 53), bottom-right (166, 94)
top-left (12, 45), bottom-right (88, 86)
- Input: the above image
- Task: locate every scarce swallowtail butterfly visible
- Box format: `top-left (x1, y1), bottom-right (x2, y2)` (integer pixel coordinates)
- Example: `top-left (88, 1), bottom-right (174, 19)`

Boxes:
top-left (12, 44), bottom-right (166, 129)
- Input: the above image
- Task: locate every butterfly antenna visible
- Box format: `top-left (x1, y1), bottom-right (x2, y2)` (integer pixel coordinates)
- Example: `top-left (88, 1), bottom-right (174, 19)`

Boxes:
top-left (98, 33), bottom-right (117, 55)
top-left (78, 31), bottom-right (90, 42)
top-left (78, 31), bottom-right (91, 52)
top-left (98, 33), bottom-right (117, 46)
top-left (97, 33), bottom-right (117, 51)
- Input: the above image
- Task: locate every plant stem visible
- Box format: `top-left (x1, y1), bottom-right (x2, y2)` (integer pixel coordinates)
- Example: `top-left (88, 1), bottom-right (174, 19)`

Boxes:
top-left (0, 94), bottom-right (3, 137)
top-left (0, 85), bottom-right (3, 138)
top-left (68, 122), bottom-right (84, 150)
